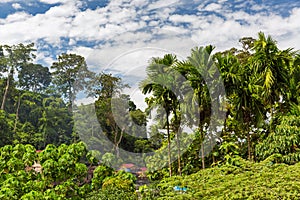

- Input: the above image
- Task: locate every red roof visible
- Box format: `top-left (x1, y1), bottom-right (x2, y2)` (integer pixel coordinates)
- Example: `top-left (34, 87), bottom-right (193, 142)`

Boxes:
top-left (140, 167), bottom-right (147, 171)
top-left (120, 163), bottom-right (135, 169)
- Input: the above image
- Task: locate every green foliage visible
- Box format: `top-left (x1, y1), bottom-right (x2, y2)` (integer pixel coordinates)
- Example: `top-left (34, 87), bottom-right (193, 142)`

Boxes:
top-left (89, 169), bottom-right (138, 200)
top-left (0, 83), bottom-right (75, 148)
top-left (0, 110), bottom-right (14, 145)
top-left (142, 157), bottom-right (300, 199)
top-left (0, 43), bottom-right (36, 111)
top-left (256, 115), bottom-right (300, 164)
top-left (2, 33), bottom-right (300, 199)
top-left (87, 187), bottom-right (138, 200)
top-left (51, 53), bottom-right (94, 111)
top-left (18, 63), bottom-right (51, 93)
top-left (0, 143), bottom-right (99, 199)
top-left (91, 165), bottom-right (113, 190)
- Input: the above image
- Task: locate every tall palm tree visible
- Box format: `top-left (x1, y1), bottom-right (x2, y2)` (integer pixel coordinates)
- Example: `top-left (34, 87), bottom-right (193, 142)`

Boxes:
top-left (175, 45), bottom-right (216, 169)
top-left (140, 54), bottom-right (178, 177)
top-left (216, 49), bottom-right (265, 160)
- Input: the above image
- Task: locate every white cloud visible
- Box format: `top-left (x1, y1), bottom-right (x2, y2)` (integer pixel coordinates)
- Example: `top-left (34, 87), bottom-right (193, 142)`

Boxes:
top-left (148, 20), bottom-right (160, 27)
top-left (35, 51), bottom-right (55, 67)
top-left (0, 0), bottom-right (17, 2)
top-left (147, 0), bottom-right (181, 10)
top-left (0, 12), bottom-right (31, 24)
top-left (39, 0), bottom-right (66, 4)
top-left (1, 0), bottom-right (299, 110)
top-left (203, 3), bottom-right (222, 11)
top-left (0, 1), bottom-right (79, 45)
top-left (171, 14), bottom-right (197, 23)
top-left (12, 3), bottom-right (22, 9)
top-left (0, 0), bottom-right (299, 77)
top-left (130, 0), bottom-right (149, 7)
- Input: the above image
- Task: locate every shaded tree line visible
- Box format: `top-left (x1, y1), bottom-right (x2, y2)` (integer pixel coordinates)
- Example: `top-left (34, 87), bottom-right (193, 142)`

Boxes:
top-left (0, 43), bottom-right (94, 149)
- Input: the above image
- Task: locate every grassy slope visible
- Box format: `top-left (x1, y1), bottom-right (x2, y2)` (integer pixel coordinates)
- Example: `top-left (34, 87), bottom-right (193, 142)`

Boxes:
top-left (141, 156), bottom-right (300, 199)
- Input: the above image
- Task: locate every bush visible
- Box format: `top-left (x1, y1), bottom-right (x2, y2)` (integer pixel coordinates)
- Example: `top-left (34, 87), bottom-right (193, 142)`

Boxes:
top-left (87, 187), bottom-right (138, 200)
top-left (141, 157), bottom-right (300, 199)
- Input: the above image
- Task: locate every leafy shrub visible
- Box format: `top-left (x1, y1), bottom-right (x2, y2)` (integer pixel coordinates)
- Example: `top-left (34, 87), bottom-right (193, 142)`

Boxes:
top-left (87, 187), bottom-right (138, 200)
top-left (91, 165), bottom-right (113, 190)
top-left (142, 157), bottom-right (300, 199)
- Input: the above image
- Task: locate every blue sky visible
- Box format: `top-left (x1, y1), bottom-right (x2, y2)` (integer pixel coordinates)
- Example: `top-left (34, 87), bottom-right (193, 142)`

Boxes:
top-left (1, 0), bottom-right (300, 105)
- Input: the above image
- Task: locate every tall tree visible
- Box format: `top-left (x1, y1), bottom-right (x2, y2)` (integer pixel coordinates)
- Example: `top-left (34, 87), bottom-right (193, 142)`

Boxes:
top-left (87, 72), bottom-right (128, 99)
top-left (18, 63), bottom-right (51, 93)
top-left (176, 46), bottom-right (216, 169)
top-left (216, 40), bottom-right (265, 160)
top-left (250, 32), bottom-right (293, 116)
top-left (140, 54), bottom-right (178, 177)
top-left (0, 43), bottom-right (36, 110)
top-left (89, 73), bottom-right (131, 158)
top-left (51, 53), bottom-right (94, 112)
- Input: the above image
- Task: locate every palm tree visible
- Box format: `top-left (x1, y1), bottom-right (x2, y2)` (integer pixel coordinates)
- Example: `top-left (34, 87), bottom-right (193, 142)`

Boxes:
top-left (250, 32), bottom-right (293, 115)
top-left (287, 53), bottom-right (300, 107)
top-left (215, 49), bottom-right (265, 160)
top-left (175, 45), bottom-right (217, 169)
top-left (140, 54), bottom-right (178, 177)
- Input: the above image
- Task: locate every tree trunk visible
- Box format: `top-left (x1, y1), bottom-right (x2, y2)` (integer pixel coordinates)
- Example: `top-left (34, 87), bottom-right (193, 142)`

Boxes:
top-left (176, 131), bottom-right (181, 176)
top-left (14, 93), bottom-right (21, 133)
top-left (210, 134), bottom-right (216, 164)
top-left (1, 76), bottom-right (11, 110)
top-left (114, 127), bottom-right (124, 158)
top-left (244, 113), bottom-right (252, 161)
top-left (68, 82), bottom-right (73, 113)
top-left (201, 143), bottom-right (205, 169)
top-left (247, 131), bottom-right (251, 160)
top-left (166, 113), bottom-right (172, 177)
top-left (174, 113), bottom-right (181, 176)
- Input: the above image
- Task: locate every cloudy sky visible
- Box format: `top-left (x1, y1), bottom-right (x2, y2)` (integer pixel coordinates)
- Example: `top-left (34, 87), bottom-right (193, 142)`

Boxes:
top-left (1, 0), bottom-right (300, 106)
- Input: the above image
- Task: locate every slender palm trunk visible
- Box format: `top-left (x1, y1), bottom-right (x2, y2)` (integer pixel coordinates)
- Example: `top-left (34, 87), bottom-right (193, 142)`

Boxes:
top-left (197, 92), bottom-right (206, 169)
top-left (176, 132), bottom-right (181, 175)
top-left (245, 114), bottom-right (252, 160)
top-left (247, 131), bottom-right (251, 160)
top-left (174, 113), bottom-right (181, 176)
top-left (166, 113), bottom-right (172, 177)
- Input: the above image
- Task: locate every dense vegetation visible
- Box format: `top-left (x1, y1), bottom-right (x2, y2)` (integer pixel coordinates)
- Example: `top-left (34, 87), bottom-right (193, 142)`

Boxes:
top-left (140, 157), bottom-right (300, 199)
top-left (0, 142), bottom-right (137, 199)
top-left (1, 31), bottom-right (300, 199)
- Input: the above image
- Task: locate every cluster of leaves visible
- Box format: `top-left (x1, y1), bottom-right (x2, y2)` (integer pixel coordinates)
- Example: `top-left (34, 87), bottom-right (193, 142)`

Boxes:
top-left (0, 142), bottom-right (101, 199)
top-left (88, 165), bottom-right (138, 200)
top-left (0, 142), bottom-right (141, 199)
top-left (141, 156), bottom-right (300, 199)
top-left (88, 187), bottom-right (137, 200)
top-left (256, 115), bottom-right (300, 164)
